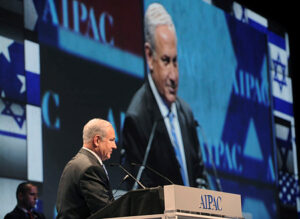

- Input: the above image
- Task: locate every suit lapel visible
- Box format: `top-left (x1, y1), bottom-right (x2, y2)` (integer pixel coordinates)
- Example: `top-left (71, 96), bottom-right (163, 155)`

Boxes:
top-left (145, 82), bottom-right (164, 123)
top-left (145, 83), bottom-right (173, 146)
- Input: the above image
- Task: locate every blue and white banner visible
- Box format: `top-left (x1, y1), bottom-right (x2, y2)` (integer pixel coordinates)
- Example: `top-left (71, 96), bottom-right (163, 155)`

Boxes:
top-left (0, 98), bottom-right (27, 179)
top-left (0, 36), bottom-right (26, 102)
top-left (232, 2), bottom-right (268, 34)
top-left (269, 34), bottom-right (293, 117)
top-left (0, 36), bottom-right (43, 181)
top-left (25, 40), bottom-right (41, 106)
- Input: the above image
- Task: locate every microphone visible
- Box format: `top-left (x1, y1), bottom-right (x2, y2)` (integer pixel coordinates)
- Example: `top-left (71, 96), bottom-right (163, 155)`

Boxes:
top-left (132, 117), bottom-right (162, 190)
top-left (131, 163), bottom-right (174, 185)
top-left (110, 163), bottom-right (146, 189)
top-left (112, 174), bottom-right (129, 197)
top-left (195, 121), bottom-right (223, 191)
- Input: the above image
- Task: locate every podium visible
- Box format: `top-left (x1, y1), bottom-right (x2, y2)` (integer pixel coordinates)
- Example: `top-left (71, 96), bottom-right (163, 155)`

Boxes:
top-left (87, 185), bottom-right (244, 219)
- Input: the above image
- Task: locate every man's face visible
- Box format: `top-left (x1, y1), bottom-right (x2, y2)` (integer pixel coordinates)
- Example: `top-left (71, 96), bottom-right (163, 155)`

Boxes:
top-left (147, 25), bottom-right (178, 107)
top-left (20, 185), bottom-right (38, 210)
top-left (96, 125), bottom-right (117, 161)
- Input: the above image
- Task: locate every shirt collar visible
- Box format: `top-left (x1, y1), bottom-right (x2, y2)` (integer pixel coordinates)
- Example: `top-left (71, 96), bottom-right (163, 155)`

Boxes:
top-left (148, 73), bottom-right (177, 118)
top-left (82, 147), bottom-right (103, 166)
top-left (18, 206), bottom-right (32, 214)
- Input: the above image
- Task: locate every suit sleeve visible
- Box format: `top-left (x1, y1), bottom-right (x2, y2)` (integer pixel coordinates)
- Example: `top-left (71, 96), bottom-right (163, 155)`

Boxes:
top-left (79, 165), bottom-right (113, 214)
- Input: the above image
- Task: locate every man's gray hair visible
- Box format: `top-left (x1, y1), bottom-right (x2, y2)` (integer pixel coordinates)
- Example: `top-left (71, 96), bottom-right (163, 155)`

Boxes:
top-left (144, 3), bottom-right (176, 54)
top-left (82, 118), bottom-right (111, 144)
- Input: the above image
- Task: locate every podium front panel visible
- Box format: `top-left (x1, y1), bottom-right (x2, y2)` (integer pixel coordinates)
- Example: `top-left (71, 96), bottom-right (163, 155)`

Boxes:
top-left (164, 185), bottom-right (243, 218)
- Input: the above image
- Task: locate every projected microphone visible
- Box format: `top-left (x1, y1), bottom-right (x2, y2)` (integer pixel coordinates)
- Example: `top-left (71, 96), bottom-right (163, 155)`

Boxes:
top-left (131, 162), bottom-right (174, 185)
top-left (195, 120), bottom-right (223, 191)
top-left (110, 163), bottom-right (146, 189)
top-left (133, 116), bottom-right (165, 190)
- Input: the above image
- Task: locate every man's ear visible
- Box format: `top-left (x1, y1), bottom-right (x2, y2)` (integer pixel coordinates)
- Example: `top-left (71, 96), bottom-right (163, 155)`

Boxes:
top-left (17, 192), bottom-right (23, 202)
top-left (93, 135), bottom-right (100, 147)
top-left (145, 42), bottom-right (154, 72)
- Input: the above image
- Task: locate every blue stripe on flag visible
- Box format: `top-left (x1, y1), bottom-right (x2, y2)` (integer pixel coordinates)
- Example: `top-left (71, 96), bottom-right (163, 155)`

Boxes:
top-left (273, 97), bottom-right (294, 116)
top-left (26, 71), bottom-right (40, 106)
top-left (248, 19), bottom-right (268, 34)
top-left (268, 32), bottom-right (285, 49)
top-left (0, 129), bottom-right (27, 139)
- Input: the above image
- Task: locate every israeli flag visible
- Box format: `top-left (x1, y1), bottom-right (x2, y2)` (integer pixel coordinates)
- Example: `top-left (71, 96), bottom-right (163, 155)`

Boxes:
top-left (0, 36), bottom-right (26, 102)
top-left (0, 98), bottom-right (27, 179)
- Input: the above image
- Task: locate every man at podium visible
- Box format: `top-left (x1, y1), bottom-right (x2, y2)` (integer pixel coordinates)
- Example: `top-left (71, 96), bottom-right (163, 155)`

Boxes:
top-left (56, 118), bottom-right (117, 219)
top-left (122, 3), bottom-right (208, 189)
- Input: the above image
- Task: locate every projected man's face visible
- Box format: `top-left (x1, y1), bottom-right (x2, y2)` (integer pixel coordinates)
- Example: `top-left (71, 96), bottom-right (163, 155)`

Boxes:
top-left (147, 25), bottom-right (178, 107)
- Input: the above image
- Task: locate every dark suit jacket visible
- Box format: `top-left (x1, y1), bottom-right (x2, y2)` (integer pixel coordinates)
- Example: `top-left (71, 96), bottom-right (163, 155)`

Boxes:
top-left (122, 82), bottom-right (208, 188)
top-left (4, 206), bottom-right (45, 219)
top-left (56, 148), bottom-right (114, 219)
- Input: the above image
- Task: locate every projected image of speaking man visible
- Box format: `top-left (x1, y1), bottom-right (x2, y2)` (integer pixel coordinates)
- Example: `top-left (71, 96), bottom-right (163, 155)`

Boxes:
top-left (122, 3), bottom-right (208, 188)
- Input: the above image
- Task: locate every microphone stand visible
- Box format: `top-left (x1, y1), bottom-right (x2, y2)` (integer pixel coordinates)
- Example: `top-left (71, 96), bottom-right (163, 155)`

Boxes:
top-left (112, 174), bottom-right (129, 197)
top-left (132, 120), bottom-right (158, 190)
top-left (110, 163), bottom-right (146, 189)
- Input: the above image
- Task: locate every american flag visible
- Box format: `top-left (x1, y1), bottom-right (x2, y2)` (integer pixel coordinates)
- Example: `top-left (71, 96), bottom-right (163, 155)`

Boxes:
top-left (279, 171), bottom-right (299, 206)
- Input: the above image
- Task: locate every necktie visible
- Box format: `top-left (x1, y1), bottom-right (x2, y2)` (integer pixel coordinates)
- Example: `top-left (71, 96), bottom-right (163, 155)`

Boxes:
top-left (102, 163), bottom-right (109, 179)
top-left (168, 111), bottom-right (189, 186)
top-left (27, 211), bottom-right (34, 219)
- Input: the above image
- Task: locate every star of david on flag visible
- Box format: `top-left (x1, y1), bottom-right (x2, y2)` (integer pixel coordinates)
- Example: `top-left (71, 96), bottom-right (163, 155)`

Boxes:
top-left (0, 35), bottom-right (28, 179)
top-left (273, 53), bottom-right (287, 91)
top-left (0, 98), bottom-right (27, 179)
